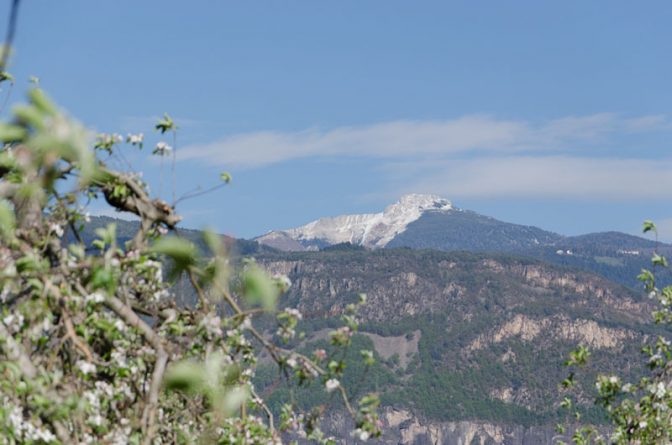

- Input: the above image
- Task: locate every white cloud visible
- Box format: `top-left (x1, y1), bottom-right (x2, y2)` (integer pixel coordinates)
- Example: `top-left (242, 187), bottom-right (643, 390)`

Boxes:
top-left (179, 113), bottom-right (671, 168)
top-left (400, 156), bottom-right (672, 200)
top-left (178, 116), bottom-right (528, 167)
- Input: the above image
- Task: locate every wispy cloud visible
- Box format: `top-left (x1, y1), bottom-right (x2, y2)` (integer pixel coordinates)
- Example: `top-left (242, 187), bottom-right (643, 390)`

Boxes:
top-left (397, 156), bottom-right (672, 201)
top-left (178, 113), bottom-right (671, 168)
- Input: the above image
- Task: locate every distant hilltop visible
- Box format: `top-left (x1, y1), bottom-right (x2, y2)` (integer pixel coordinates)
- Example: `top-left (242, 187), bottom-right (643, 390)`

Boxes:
top-left (255, 194), bottom-right (454, 250)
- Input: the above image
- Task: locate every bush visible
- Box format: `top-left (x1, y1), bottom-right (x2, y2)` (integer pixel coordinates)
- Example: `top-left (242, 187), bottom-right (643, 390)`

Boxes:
top-left (0, 84), bottom-right (381, 444)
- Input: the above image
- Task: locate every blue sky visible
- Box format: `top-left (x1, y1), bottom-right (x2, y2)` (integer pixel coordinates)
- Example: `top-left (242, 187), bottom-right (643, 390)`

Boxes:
top-left (6, 1), bottom-right (672, 240)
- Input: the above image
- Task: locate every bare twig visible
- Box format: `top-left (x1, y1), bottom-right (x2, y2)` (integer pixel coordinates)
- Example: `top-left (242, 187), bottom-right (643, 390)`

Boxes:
top-left (187, 267), bottom-right (209, 309)
top-left (62, 310), bottom-right (93, 362)
top-left (171, 130), bottom-right (176, 206)
top-left (0, 0), bottom-right (20, 74)
top-left (174, 182), bottom-right (227, 206)
top-left (251, 387), bottom-right (275, 432)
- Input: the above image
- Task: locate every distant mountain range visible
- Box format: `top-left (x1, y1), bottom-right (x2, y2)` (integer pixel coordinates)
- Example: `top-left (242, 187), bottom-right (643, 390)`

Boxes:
top-left (82, 203), bottom-right (672, 444)
top-left (255, 194), bottom-right (671, 288)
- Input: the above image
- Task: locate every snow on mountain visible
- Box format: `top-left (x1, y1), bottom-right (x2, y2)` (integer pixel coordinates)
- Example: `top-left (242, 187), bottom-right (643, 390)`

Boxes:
top-left (256, 194), bottom-right (453, 250)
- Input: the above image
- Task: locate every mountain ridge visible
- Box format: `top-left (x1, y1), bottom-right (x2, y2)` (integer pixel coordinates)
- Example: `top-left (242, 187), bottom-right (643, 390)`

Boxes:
top-left (256, 194), bottom-right (455, 250)
top-left (255, 194), bottom-right (664, 252)
top-left (254, 194), bottom-right (671, 289)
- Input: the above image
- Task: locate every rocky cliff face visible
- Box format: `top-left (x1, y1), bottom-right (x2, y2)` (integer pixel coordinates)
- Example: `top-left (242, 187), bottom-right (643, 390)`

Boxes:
top-left (259, 250), bottom-right (648, 325)
top-left (381, 408), bottom-right (564, 445)
top-left (309, 408), bottom-right (576, 444)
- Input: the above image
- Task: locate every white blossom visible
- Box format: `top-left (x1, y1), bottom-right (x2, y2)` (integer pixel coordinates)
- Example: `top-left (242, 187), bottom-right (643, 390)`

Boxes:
top-left (655, 382), bottom-right (666, 398)
top-left (200, 313), bottom-right (223, 337)
top-left (126, 133), bottom-right (144, 145)
top-left (77, 360), bottom-right (97, 375)
top-left (95, 381), bottom-right (114, 398)
top-left (3, 312), bottom-right (24, 333)
top-left (325, 378), bottom-right (340, 392)
top-left (85, 292), bottom-right (105, 304)
top-left (153, 142), bottom-right (172, 156)
top-left (111, 349), bottom-right (128, 369)
top-left (352, 428), bottom-right (370, 441)
top-left (88, 413), bottom-right (104, 427)
top-left (49, 223), bottom-right (64, 238)
top-left (285, 308), bottom-right (303, 320)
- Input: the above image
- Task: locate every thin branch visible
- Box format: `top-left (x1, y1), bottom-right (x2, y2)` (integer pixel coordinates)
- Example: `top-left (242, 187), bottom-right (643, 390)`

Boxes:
top-left (0, 80), bottom-right (13, 115)
top-left (173, 182), bottom-right (227, 206)
top-left (251, 387), bottom-right (275, 432)
top-left (171, 130), bottom-right (176, 206)
top-left (0, 0), bottom-right (20, 73)
top-left (337, 385), bottom-right (355, 417)
top-left (187, 267), bottom-right (209, 309)
top-left (62, 309), bottom-right (93, 362)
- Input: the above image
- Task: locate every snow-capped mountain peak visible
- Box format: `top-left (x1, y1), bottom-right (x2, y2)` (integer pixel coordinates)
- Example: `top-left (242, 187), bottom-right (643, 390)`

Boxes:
top-left (256, 194), bottom-right (453, 250)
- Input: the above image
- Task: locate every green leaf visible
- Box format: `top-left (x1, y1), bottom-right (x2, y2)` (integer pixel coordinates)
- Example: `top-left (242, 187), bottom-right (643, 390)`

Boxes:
top-left (90, 267), bottom-right (115, 294)
top-left (560, 397), bottom-right (572, 409)
top-left (155, 113), bottom-right (175, 134)
top-left (652, 253), bottom-right (668, 268)
top-left (15, 254), bottom-right (47, 274)
top-left (28, 88), bottom-right (57, 116)
top-left (643, 220), bottom-right (657, 234)
top-left (221, 385), bottom-right (249, 416)
top-left (13, 104), bottom-right (45, 129)
top-left (242, 264), bottom-right (279, 311)
top-left (638, 269), bottom-right (655, 288)
top-left (0, 199), bottom-right (15, 241)
top-left (360, 350), bottom-right (375, 366)
top-left (0, 123), bottom-right (26, 142)
top-left (0, 71), bottom-right (14, 83)
top-left (151, 236), bottom-right (198, 275)
top-left (202, 229), bottom-right (223, 256)
top-left (164, 361), bottom-right (204, 393)
top-left (220, 172), bottom-right (232, 183)
top-left (94, 223), bottom-right (117, 249)
top-left (565, 345), bottom-right (590, 367)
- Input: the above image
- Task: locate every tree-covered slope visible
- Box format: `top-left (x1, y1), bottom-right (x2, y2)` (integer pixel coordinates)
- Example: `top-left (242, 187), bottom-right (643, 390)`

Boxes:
top-left (387, 210), bottom-right (672, 289)
top-left (254, 248), bottom-right (659, 430)
top-left (386, 209), bottom-right (563, 252)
